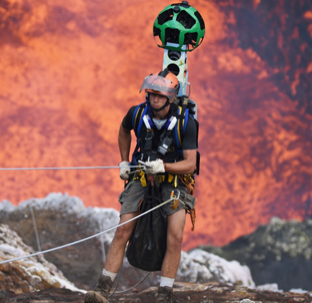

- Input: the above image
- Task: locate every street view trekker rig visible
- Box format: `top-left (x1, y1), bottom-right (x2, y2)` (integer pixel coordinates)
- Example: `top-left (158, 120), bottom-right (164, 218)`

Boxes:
top-left (153, 1), bottom-right (205, 177)
top-left (153, 1), bottom-right (205, 120)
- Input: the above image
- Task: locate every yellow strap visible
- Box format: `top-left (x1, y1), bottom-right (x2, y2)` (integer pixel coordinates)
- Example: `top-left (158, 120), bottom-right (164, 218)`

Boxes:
top-left (156, 175), bottom-right (165, 183)
top-left (174, 175), bottom-right (178, 188)
top-left (177, 107), bottom-right (182, 147)
top-left (134, 104), bottom-right (146, 133)
top-left (167, 174), bottom-right (174, 183)
top-left (177, 106), bottom-right (186, 148)
top-left (139, 171), bottom-right (147, 187)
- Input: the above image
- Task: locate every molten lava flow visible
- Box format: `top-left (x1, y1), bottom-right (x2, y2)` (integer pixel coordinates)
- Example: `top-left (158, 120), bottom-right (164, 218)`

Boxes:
top-left (0, 0), bottom-right (311, 250)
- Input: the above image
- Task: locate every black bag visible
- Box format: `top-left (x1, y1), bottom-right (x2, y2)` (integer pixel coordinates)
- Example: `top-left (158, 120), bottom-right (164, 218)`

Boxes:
top-left (126, 181), bottom-right (167, 271)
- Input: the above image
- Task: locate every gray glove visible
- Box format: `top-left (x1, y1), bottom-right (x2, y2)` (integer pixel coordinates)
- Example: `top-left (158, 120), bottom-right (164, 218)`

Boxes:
top-left (119, 161), bottom-right (131, 180)
top-left (145, 159), bottom-right (165, 175)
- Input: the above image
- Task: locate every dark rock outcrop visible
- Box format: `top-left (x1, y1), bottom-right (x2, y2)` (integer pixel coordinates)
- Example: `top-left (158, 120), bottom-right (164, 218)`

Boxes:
top-left (199, 217), bottom-right (312, 291)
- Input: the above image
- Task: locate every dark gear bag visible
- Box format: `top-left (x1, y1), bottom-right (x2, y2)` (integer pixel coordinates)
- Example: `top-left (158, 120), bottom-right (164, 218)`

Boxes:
top-left (126, 180), bottom-right (167, 271)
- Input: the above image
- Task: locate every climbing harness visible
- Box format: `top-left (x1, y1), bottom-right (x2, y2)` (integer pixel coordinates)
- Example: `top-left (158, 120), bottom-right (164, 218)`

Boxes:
top-left (132, 101), bottom-right (188, 162)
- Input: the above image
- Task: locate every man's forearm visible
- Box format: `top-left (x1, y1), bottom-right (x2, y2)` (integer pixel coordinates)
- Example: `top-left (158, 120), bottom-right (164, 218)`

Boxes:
top-left (118, 125), bottom-right (132, 161)
top-left (164, 160), bottom-right (195, 175)
top-left (164, 149), bottom-right (197, 175)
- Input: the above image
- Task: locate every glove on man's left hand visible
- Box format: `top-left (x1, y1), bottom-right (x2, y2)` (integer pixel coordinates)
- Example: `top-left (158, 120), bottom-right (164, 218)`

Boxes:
top-left (145, 159), bottom-right (165, 175)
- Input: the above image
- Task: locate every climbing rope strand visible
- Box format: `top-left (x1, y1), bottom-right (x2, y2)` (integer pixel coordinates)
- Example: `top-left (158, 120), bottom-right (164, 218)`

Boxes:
top-left (0, 195), bottom-right (176, 265)
top-left (0, 165), bottom-right (144, 171)
top-left (110, 271), bottom-right (151, 296)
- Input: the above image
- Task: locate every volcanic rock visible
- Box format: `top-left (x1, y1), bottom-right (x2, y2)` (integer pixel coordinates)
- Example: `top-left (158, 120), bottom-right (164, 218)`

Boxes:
top-left (0, 193), bottom-right (119, 290)
top-left (199, 217), bottom-right (312, 291)
top-left (0, 224), bottom-right (82, 295)
top-left (3, 283), bottom-right (312, 303)
top-left (0, 193), bottom-right (254, 291)
top-left (1, 199), bottom-right (311, 302)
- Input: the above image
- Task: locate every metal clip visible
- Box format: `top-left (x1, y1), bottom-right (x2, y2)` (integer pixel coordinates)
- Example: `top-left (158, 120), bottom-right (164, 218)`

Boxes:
top-left (138, 160), bottom-right (152, 168)
top-left (170, 189), bottom-right (180, 210)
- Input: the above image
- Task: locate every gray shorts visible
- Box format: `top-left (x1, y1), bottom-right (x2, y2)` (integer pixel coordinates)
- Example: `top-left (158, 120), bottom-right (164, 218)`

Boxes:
top-left (118, 180), bottom-right (196, 217)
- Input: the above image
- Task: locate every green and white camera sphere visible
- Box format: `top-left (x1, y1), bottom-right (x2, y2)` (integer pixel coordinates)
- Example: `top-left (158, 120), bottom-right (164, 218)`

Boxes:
top-left (153, 2), bottom-right (205, 52)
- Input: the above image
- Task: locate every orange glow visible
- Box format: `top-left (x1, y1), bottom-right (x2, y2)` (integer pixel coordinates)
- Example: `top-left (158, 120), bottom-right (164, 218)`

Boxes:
top-left (253, 0), bottom-right (261, 10)
top-left (0, 0), bottom-right (311, 251)
top-left (304, 11), bottom-right (312, 19)
top-left (308, 24), bottom-right (312, 38)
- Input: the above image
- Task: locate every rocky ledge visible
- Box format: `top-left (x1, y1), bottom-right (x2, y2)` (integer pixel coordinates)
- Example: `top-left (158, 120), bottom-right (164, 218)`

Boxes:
top-left (0, 194), bottom-right (254, 290)
top-left (1, 194), bottom-right (312, 302)
top-left (2, 283), bottom-right (312, 303)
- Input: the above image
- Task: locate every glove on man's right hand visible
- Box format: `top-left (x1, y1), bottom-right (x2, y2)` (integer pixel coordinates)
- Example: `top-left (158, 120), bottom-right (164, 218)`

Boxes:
top-left (145, 159), bottom-right (166, 175)
top-left (119, 161), bottom-right (130, 180)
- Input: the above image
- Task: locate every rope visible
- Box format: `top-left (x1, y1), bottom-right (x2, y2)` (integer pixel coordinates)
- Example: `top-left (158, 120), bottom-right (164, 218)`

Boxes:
top-left (29, 205), bottom-right (41, 252)
top-left (0, 163), bottom-right (179, 293)
top-left (0, 195), bottom-right (176, 265)
top-left (110, 271), bottom-right (151, 296)
top-left (107, 247), bottom-right (151, 297)
top-left (0, 165), bottom-right (144, 171)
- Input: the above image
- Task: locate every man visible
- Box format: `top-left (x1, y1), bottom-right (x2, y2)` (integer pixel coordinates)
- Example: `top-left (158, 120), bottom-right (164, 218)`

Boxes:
top-left (84, 68), bottom-right (197, 303)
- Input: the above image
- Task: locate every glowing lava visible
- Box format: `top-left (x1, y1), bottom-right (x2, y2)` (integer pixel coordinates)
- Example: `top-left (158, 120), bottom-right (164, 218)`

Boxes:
top-left (0, 0), bottom-right (311, 250)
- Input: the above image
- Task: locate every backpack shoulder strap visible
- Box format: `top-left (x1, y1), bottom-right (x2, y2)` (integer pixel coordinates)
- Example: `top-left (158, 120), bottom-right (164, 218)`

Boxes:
top-left (173, 106), bottom-right (189, 151)
top-left (182, 108), bottom-right (189, 134)
top-left (132, 103), bottom-right (148, 137)
top-left (173, 106), bottom-right (188, 151)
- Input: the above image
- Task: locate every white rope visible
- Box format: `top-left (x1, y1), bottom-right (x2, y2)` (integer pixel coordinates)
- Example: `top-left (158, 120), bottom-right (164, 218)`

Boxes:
top-left (0, 195), bottom-right (176, 265)
top-left (29, 205), bottom-right (41, 252)
top-left (0, 165), bottom-right (144, 171)
top-left (111, 271), bottom-right (151, 296)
